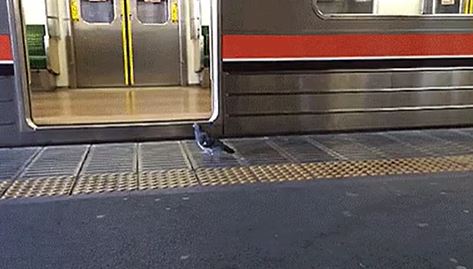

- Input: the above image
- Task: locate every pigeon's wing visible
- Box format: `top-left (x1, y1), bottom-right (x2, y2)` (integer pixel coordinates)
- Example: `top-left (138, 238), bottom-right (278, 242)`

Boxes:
top-left (201, 132), bottom-right (216, 147)
top-left (193, 124), bottom-right (215, 146)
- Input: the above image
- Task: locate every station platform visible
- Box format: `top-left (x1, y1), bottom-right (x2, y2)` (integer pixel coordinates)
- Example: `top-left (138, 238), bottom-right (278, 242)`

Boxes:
top-left (2, 127), bottom-right (473, 199)
top-left (2, 128), bottom-right (473, 268)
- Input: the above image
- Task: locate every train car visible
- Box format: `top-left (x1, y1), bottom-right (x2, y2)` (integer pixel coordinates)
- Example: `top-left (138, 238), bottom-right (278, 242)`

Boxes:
top-left (2, 0), bottom-right (473, 146)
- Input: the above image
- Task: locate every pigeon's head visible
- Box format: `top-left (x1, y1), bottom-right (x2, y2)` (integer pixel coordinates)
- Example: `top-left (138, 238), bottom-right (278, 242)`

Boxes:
top-left (192, 123), bottom-right (201, 131)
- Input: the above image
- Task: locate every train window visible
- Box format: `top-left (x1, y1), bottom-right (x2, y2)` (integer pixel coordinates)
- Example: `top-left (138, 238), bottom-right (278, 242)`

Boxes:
top-left (137, 0), bottom-right (169, 24)
top-left (80, 0), bottom-right (115, 23)
top-left (434, 0), bottom-right (463, 14)
top-left (316, 0), bottom-right (373, 14)
top-left (314, 0), bottom-right (472, 16)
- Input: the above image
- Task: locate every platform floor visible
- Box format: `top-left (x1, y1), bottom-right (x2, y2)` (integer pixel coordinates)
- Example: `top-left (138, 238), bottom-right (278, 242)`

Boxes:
top-left (30, 86), bottom-right (212, 125)
top-left (2, 127), bottom-right (473, 199)
top-left (2, 128), bottom-right (473, 268)
top-left (2, 173), bottom-right (473, 268)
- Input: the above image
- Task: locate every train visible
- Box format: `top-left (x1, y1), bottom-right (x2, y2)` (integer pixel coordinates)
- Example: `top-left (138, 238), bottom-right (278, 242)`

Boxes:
top-left (1, 0), bottom-right (473, 146)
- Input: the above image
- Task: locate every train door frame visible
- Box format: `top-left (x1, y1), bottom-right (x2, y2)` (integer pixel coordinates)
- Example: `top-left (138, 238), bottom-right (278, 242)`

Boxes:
top-left (7, 0), bottom-right (221, 133)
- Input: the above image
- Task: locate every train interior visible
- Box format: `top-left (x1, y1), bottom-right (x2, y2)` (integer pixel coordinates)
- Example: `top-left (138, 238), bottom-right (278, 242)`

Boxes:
top-left (20, 0), bottom-right (213, 125)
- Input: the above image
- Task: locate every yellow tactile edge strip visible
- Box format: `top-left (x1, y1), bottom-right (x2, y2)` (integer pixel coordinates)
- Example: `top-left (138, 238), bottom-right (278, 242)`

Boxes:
top-left (72, 173), bottom-right (138, 195)
top-left (0, 180), bottom-right (10, 196)
top-left (2, 155), bottom-right (473, 199)
top-left (139, 169), bottom-right (199, 190)
top-left (2, 176), bottom-right (75, 199)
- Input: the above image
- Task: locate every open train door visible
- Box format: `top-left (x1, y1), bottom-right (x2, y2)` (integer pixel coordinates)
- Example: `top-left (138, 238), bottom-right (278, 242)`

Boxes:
top-left (13, 0), bottom-right (220, 133)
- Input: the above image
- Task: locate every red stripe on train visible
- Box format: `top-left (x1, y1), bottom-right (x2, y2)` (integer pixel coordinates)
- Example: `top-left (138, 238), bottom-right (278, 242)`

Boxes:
top-left (222, 33), bottom-right (473, 59)
top-left (0, 35), bottom-right (13, 61)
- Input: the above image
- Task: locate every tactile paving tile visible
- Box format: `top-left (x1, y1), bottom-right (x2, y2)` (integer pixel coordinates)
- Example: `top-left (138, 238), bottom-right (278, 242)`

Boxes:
top-left (386, 131), bottom-right (467, 157)
top-left (303, 161), bottom-right (373, 179)
top-left (427, 130), bottom-right (473, 154)
top-left (72, 173), bottom-right (138, 195)
top-left (139, 169), bottom-right (198, 190)
top-left (251, 164), bottom-right (313, 183)
top-left (302, 156), bottom-right (468, 179)
top-left (0, 181), bottom-right (10, 196)
top-left (310, 135), bottom-right (383, 160)
top-left (196, 167), bottom-right (258, 186)
top-left (1, 176), bottom-right (75, 199)
top-left (0, 147), bottom-right (39, 180)
top-left (270, 136), bottom-right (335, 163)
top-left (420, 132), bottom-right (470, 156)
top-left (347, 133), bottom-right (425, 159)
top-left (230, 139), bottom-right (290, 165)
top-left (363, 158), bottom-right (442, 176)
top-left (139, 142), bottom-right (190, 171)
top-left (446, 155), bottom-right (473, 170)
top-left (20, 146), bottom-right (88, 178)
top-left (401, 157), bottom-right (468, 173)
top-left (369, 157), bottom-right (465, 175)
top-left (81, 144), bottom-right (136, 175)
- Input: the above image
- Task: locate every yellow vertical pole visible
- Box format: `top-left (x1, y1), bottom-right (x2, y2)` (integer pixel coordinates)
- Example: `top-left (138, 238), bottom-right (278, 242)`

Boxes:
top-left (171, 1), bottom-right (179, 23)
top-left (70, 0), bottom-right (80, 22)
top-left (120, 0), bottom-right (130, 85)
top-left (125, 0), bottom-right (135, 85)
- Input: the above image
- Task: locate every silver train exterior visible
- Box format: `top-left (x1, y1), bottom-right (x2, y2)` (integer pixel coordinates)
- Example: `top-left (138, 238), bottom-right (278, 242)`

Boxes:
top-left (2, 0), bottom-right (473, 146)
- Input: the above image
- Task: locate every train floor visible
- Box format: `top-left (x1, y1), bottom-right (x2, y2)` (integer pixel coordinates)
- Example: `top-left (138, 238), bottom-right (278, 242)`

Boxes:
top-left (2, 128), bottom-right (473, 268)
top-left (30, 86), bottom-right (212, 125)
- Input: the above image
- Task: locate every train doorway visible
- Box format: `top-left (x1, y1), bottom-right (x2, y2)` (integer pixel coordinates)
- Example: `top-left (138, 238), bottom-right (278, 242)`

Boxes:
top-left (16, 0), bottom-right (214, 125)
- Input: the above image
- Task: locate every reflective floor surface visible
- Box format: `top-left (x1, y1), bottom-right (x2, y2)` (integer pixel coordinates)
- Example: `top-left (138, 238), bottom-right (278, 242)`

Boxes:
top-left (30, 86), bottom-right (212, 125)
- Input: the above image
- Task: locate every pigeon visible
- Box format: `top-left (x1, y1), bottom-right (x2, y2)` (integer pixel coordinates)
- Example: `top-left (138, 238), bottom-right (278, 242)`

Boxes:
top-left (193, 123), bottom-right (235, 155)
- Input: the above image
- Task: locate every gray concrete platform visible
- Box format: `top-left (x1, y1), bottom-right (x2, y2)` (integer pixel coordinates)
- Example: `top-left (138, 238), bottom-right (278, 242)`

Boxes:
top-left (1, 172), bottom-right (472, 269)
top-left (2, 128), bottom-right (473, 268)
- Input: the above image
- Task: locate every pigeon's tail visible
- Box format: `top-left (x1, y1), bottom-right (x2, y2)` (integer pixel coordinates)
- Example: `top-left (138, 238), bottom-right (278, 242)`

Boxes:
top-left (221, 143), bottom-right (235, 154)
top-left (215, 141), bottom-right (235, 154)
